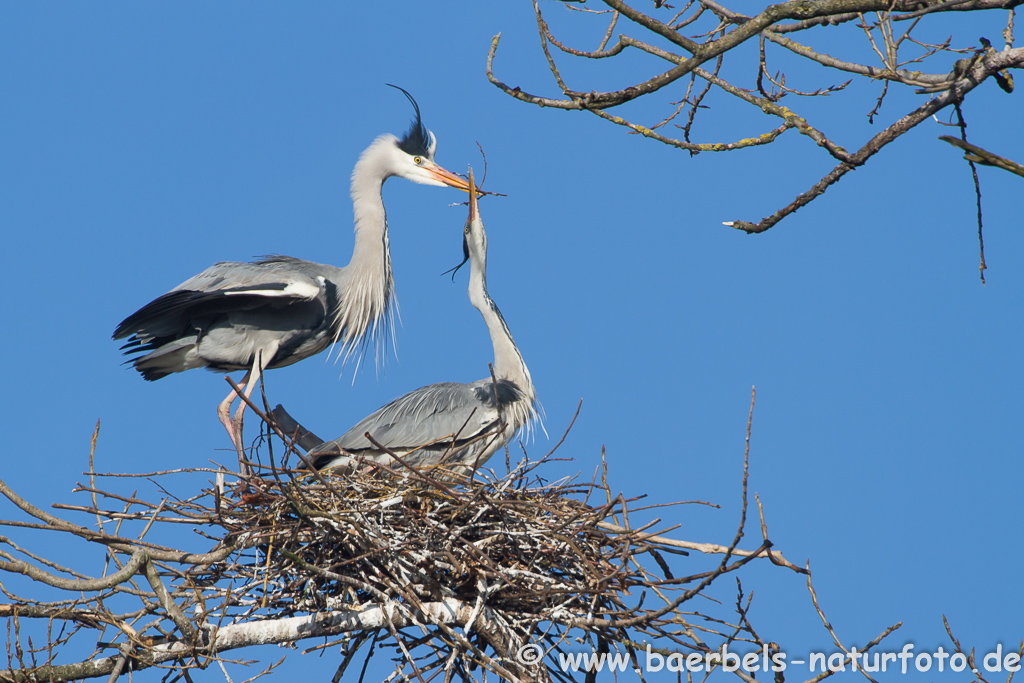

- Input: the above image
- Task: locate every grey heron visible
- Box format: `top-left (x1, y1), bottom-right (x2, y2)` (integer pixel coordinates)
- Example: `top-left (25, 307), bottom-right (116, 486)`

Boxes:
top-left (272, 168), bottom-right (538, 479)
top-left (113, 87), bottom-right (472, 474)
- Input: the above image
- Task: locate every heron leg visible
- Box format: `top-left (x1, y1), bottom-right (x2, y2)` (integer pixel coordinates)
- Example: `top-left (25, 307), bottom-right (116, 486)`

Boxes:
top-left (230, 345), bottom-right (278, 476)
top-left (218, 369), bottom-right (252, 474)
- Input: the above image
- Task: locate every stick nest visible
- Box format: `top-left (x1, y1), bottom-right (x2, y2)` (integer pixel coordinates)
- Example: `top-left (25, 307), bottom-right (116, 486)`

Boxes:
top-left (209, 456), bottom-right (672, 628)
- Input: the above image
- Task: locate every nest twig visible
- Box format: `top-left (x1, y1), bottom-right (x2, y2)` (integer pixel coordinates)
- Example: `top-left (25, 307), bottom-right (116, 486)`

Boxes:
top-left (0, 399), bottom-right (843, 683)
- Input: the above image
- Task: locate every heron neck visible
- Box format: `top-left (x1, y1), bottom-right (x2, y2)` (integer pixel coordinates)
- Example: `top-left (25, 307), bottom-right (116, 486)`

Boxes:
top-left (334, 137), bottom-right (395, 357)
top-left (349, 138), bottom-right (393, 272)
top-left (469, 256), bottom-right (534, 398)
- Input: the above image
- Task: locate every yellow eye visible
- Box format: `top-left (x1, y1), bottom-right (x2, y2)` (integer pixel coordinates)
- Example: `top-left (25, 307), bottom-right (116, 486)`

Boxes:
top-left (414, 156), bottom-right (423, 164)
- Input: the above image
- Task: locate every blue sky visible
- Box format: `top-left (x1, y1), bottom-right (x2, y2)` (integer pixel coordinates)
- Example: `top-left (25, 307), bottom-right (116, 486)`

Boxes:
top-left (1, 3), bottom-right (1021, 680)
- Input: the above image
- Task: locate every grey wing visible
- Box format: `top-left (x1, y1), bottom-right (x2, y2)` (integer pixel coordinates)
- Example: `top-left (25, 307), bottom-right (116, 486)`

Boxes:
top-left (114, 256), bottom-right (345, 379)
top-left (115, 257), bottom-right (329, 340)
top-left (172, 257), bottom-right (326, 297)
top-left (316, 380), bottom-right (500, 455)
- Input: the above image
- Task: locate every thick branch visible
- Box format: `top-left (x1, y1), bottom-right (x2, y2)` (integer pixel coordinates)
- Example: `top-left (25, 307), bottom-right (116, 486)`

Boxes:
top-left (703, 0), bottom-right (1024, 33)
top-left (578, 0), bottom-right (980, 108)
top-left (0, 599), bottom-right (508, 683)
top-left (0, 549), bottom-right (148, 592)
top-left (141, 560), bottom-right (196, 643)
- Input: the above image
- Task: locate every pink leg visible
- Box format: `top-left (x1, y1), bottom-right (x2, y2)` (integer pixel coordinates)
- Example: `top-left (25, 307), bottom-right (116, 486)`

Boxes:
top-left (218, 369), bottom-right (252, 474)
top-left (228, 346), bottom-right (278, 476)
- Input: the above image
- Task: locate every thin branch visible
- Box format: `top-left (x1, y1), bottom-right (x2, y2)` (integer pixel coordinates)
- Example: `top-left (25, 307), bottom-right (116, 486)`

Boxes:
top-left (939, 135), bottom-right (1024, 177)
top-left (725, 47), bottom-right (1024, 232)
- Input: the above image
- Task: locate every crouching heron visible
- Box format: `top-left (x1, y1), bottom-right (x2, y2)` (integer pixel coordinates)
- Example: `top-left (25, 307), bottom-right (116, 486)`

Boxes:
top-left (272, 168), bottom-right (538, 479)
top-left (113, 87), bottom-right (472, 474)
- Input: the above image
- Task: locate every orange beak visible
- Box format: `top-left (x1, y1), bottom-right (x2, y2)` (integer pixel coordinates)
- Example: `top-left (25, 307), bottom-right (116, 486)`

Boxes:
top-left (467, 167), bottom-right (478, 222)
top-left (424, 161), bottom-right (474, 192)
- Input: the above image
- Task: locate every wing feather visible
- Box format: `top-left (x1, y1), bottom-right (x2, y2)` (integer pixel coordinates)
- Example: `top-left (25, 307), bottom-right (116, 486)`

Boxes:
top-left (114, 257), bottom-right (328, 341)
top-left (317, 381), bottom-right (498, 454)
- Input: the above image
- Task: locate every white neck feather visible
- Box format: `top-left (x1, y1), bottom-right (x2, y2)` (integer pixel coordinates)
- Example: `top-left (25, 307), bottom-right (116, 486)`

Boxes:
top-left (332, 136), bottom-right (398, 361)
top-left (469, 247), bottom-right (535, 402)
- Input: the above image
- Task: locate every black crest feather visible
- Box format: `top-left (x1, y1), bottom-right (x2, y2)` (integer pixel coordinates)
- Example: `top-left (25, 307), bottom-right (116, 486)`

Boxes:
top-left (441, 234), bottom-right (471, 281)
top-left (387, 84), bottom-right (431, 157)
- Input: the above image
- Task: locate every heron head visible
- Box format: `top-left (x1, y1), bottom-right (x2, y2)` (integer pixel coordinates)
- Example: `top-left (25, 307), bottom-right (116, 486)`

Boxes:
top-left (386, 84), bottom-right (471, 191)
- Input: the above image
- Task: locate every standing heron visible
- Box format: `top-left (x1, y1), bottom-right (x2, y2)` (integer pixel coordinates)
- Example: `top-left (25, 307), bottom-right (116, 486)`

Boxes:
top-left (272, 168), bottom-right (538, 478)
top-left (113, 87), bottom-right (472, 474)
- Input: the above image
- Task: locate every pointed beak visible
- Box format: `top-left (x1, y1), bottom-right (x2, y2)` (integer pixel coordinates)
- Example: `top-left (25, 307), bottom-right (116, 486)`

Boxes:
top-left (424, 161), bottom-right (474, 192)
top-left (467, 167), bottom-right (478, 222)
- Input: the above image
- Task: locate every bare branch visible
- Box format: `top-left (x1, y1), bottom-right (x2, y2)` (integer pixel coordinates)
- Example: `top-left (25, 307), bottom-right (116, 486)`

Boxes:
top-left (0, 549), bottom-right (148, 593)
top-left (726, 47), bottom-right (1024, 232)
top-left (939, 134), bottom-right (1024, 177)
top-left (495, 0), bottom-right (1024, 238)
